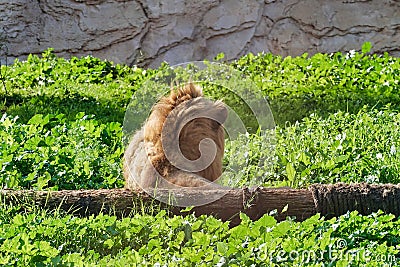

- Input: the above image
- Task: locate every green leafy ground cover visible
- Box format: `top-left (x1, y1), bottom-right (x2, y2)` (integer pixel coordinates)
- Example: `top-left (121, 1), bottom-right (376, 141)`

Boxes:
top-left (1, 48), bottom-right (400, 189)
top-left (0, 205), bottom-right (399, 266)
top-left (1, 47), bottom-right (400, 265)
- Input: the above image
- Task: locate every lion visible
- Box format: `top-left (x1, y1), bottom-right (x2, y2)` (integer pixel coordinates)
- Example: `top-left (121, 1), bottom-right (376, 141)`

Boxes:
top-left (123, 82), bottom-right (228, 190)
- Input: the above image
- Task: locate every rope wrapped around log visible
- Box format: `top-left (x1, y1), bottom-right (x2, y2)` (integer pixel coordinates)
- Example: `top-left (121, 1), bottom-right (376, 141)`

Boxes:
top-left (0, 183), bottom-right (399, 226)
top-left (309, 183), bottom-right (400, 218)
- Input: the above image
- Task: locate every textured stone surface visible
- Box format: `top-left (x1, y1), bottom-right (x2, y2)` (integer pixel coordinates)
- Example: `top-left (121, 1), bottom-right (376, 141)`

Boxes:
top-left (1, 0), bottom-right (400, 67)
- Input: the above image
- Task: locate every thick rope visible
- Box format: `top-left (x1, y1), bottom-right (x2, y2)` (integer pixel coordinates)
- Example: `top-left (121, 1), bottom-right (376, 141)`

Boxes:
top-left (309, 183), bottom-right (400, 218)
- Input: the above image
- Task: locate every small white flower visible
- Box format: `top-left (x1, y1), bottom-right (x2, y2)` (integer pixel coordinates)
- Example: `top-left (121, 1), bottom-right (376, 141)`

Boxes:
top-left (376, 153), bottom-right (383, 160)
top-left (390, 145), bottom-right (396, 155)
top-left (366, 175), bottom-right (378, 183)
top-left (346, 50), bottom-right (356, 59)
top-left (0, 113), bottom-right (6, 122)
top-left (216, 257), bottom-right (226, 267)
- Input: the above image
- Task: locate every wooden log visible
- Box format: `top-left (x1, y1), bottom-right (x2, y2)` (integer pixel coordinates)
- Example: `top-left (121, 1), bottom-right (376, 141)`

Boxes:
top-left (0, 188), bottom-right (315, 226)
top-left (1, 183), bottom-right (399, 226)
top-left (185, 187), bottom-right (315, 225)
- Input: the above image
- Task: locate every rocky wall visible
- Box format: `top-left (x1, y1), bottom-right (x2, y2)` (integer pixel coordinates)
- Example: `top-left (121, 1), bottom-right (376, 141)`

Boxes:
top-left (1, 0), bottom-right (399, 67)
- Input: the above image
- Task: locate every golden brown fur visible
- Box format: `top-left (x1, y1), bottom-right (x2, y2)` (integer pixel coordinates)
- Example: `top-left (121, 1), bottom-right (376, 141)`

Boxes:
top-left (123, 83), bottom-right (227, 190)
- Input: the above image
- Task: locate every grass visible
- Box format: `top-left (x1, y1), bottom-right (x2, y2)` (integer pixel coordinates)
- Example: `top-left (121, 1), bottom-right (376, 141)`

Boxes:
top-left (0, 47), bottom-right (400, 265)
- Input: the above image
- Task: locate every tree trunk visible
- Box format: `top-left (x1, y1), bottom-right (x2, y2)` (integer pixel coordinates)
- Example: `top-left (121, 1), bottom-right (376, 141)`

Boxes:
top-left (1, 183), bottom-right (399, 226)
